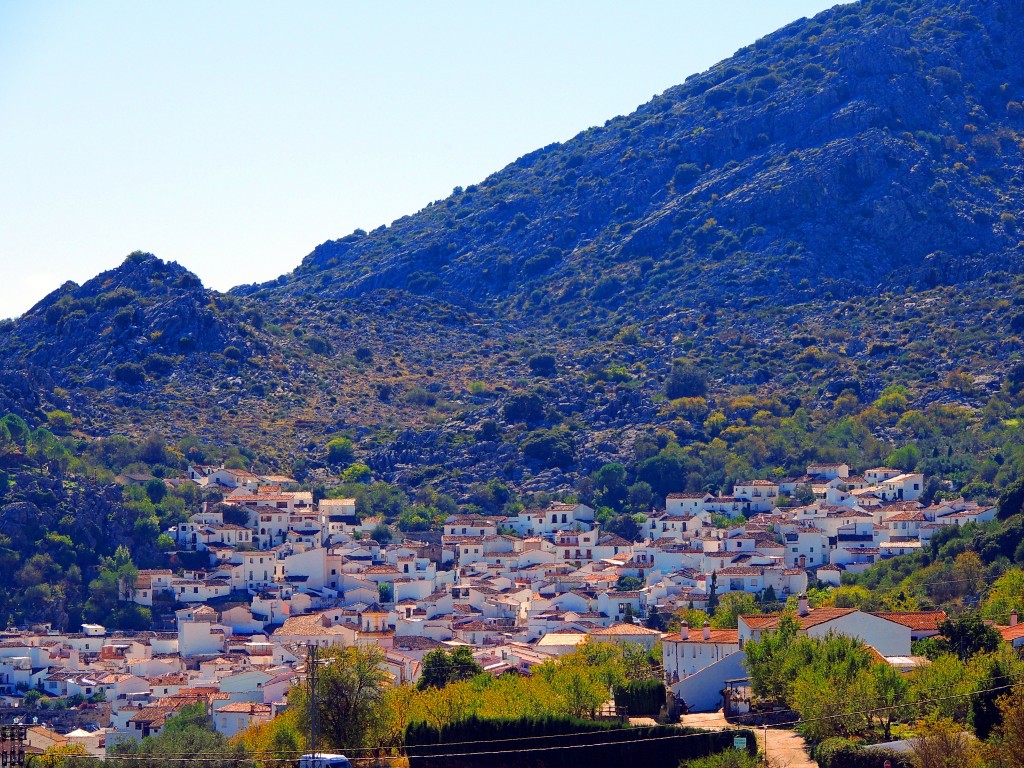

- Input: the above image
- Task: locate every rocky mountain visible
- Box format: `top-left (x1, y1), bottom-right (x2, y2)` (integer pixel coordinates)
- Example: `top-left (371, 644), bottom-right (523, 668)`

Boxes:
top-left (2, 0), bottom-right (1024, 498)
top-left (251, 0), bottom-right (1024, 317)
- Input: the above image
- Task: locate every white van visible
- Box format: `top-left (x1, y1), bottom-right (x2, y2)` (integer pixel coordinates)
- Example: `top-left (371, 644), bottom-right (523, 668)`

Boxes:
top-left (298, 754), bottom-right (352, 768)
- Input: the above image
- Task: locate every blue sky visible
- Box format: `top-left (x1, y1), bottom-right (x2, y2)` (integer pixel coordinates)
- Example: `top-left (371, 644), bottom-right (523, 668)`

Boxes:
top-left (0, 1), bottom-right (840, 320)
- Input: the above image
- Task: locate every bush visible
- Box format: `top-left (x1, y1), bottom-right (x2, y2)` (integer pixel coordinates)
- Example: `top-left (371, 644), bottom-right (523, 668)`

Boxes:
top-left (326, 437), bottom-right (355, 465)
top-left (521, 428), bottom-right (574, 469)
top-left (814, 738), bottom-right (911, 768)
top-left (503, 391), bottom-right (545, 423)
top-left (613, 678), bottom-right (666, 717)
top-left (97, 286), bottom-right (138, 310)
top-left (404, 386), bottom-right (437, 407)
top-left (682, 751), bottom-right (759, 768)
top-left (144, 354), bottom-right (176, 377)
top-left (673, 163), bottom-right (702, 190)
top-left (666, 359), bottom-right (707, 399)
top-left (113, 363), bottom-right (146, 386)
top-left (45, 410), bottom-right (72, 433)
top-left (306, 336), bottom-right (330, 355)
top-left (528, 353), bottom-right (557, 377)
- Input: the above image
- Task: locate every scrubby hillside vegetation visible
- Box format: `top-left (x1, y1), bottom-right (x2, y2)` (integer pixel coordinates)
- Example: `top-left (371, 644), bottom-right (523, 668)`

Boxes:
top-left (1, 0), bottom-right (1023, 507)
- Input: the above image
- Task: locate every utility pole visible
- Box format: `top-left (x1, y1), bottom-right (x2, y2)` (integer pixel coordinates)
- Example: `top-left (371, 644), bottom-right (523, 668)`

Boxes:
top-left (307, 643), bottom-right (320, 765)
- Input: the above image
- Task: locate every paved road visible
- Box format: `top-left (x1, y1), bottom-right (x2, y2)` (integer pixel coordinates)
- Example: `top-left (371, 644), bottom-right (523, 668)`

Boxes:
top-left (676, 711), bottom-right (818, 768)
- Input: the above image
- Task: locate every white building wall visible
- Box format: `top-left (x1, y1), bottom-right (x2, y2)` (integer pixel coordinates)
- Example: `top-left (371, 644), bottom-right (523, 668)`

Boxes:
top-left (806, 613), bottom-right (910, 656)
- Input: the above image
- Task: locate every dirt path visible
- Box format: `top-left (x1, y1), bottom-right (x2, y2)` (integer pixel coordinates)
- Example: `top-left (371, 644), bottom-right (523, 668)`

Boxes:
top-left (676, 711), bottom-right (818, 768)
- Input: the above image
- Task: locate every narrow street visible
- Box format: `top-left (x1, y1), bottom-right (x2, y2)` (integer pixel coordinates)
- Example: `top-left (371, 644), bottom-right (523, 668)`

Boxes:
top-left (676, 711), bottom-right (818, 768)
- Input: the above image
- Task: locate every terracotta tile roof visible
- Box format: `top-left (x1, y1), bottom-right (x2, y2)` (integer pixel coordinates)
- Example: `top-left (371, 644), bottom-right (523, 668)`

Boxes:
top-left (217, 702), bottom-right (272, 714)
top-left (589, 623), bottom-right (662, 637)
top-left (671, 628), bottom-right (739, 644)
top-left (872, 611), bottom-right (947, 631)
top-left (741, 608), bottom-right (858, 631)
top-left (392, 636), bottom-right (443, 650)
top-left (998, 624), bottom-right (1024, 643)
top-left (884, 511), bottom-right (927, 522)
top-left (718, 566), bottom-right (762, 576)
top-left (363, 565), bottom-right (400, 574)
top-left (274, 613), bottom-right (349, 637)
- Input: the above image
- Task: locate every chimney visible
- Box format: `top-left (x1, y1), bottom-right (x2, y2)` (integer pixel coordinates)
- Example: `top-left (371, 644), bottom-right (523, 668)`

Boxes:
top-left (680, 621), bottom-right (689, 640)
top-left (1012, 610), bottom-right (1018, 628)
top-left (703, 621), bottom-right (711, 641)
top-left (798, 592), bottom-right (809, 617)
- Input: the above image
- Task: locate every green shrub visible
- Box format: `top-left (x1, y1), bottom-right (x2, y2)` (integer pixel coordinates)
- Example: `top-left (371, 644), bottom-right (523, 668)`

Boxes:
top-left (666, 359), bottom-right (707, 399)
top-left (97, 287), bottom-right (138, 310)
top-left (814, 737), bottom-right (911, 768)
top-left (682, 751), bottom-right (759, 768)
top-left (503, 391), bottom-right (545, 423)
top-left (306, 336), bottom-right (330, 355)
top-left (113, 363), bottom-right (146, 386)
top-left (613, 678), bottom-right (666, 717)
top-left (528, 353), bottom-right (557, 377)
top-left (404, 386), bottom-right (437, 407)
top-left (521, 427), bottom-right (574, 469)
top-left (45, 410), bottom-right (72, 433)
top-left (673, 163), bottom-right (702, 189)
top-left (144, 354), bottom-right (176, 376)
top-left (326, 437), bottom-right (355, 465)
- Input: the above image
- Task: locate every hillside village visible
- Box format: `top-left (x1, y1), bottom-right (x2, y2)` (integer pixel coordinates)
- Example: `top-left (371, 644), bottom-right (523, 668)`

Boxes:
top-left (0, 460), bottom-right (1011, 757)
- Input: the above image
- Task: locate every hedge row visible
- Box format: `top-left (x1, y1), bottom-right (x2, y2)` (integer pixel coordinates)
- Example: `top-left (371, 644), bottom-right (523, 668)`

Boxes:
top-left (613, 678), bottom-right (666, 717)
top-left (405, 715), bottom-right (756, 768)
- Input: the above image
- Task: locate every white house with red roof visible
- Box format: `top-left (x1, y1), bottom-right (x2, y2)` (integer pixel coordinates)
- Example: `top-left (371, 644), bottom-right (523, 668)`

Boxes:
top-left (737, 596), bottom-right (911, 656)
top-left (662, 621), bottom-right (740, 681)
top-left (587, 622), bottom-right (662, 651)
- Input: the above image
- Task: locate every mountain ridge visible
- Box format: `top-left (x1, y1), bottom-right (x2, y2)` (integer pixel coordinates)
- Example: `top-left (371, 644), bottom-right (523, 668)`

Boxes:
top-left (2, 0), bottom-right (1024, 499)
top-left (239, 0), bottom-right (1023, 318)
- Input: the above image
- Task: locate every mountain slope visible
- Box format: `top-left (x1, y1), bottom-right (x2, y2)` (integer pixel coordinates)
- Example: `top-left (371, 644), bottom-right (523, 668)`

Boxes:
top-left (246, 0), bottom-right (1024, 322)
top-left (2, 0), bottom-right (1024, 497)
